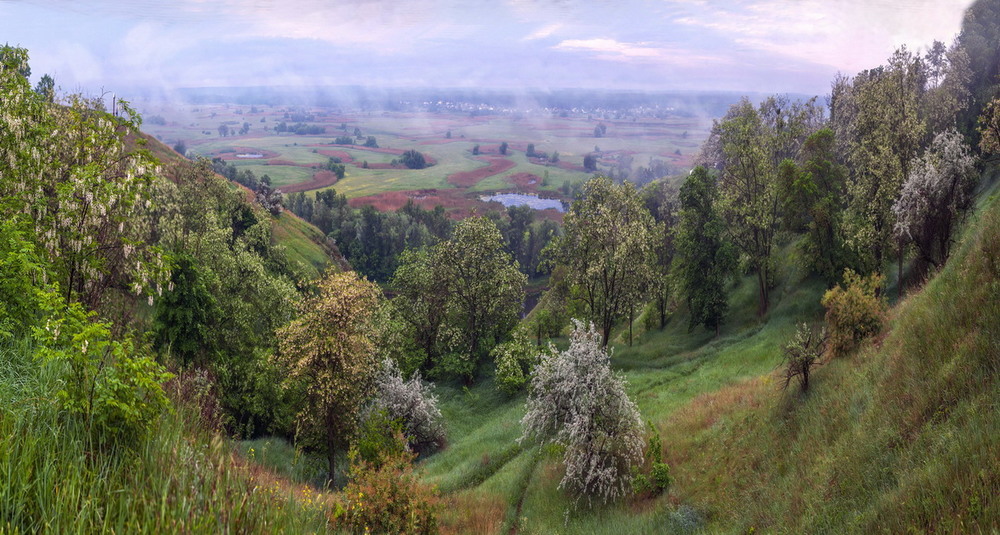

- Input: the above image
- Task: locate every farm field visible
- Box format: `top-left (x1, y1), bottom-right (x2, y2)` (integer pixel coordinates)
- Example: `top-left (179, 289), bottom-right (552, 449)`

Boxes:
top-left (140, 101), bottom-right (713, 216)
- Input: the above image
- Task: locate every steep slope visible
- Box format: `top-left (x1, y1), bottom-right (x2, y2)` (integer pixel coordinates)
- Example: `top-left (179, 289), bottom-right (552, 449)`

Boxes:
top-left (663, 186), bottom-right (1000, 533)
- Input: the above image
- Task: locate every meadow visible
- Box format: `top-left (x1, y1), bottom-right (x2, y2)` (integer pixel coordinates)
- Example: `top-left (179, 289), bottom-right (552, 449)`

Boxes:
top-left (140, 101), bottom-right (711, 216)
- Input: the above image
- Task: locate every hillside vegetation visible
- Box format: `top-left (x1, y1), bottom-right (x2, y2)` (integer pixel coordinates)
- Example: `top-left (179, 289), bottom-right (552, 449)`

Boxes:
top-left (2, 0), bottom-right (1000, 533)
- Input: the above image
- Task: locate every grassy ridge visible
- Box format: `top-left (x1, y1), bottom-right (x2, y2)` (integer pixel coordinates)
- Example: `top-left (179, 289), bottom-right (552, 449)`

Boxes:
top-left (662, 190), bottom-right (1000, 533)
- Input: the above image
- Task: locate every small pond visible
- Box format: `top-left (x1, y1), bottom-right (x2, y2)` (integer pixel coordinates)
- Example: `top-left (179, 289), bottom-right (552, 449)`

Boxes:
top-left (480, 193), bottom-right (564, 212)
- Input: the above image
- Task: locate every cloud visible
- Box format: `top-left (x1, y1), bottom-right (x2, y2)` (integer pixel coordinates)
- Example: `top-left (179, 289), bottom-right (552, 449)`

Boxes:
top-left (553, 37), bottom-right (729, 68)
top-left (523, 23), bottom-right (563, 41)
top-left (672, 0), bottom-right (972, 72)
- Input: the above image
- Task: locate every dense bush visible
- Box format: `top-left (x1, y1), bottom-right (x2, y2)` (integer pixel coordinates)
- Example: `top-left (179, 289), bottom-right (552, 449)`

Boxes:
top-left (491, 333), bottom-right (539, 395)
top-left (33, 290), bottom-right (172, 443)
top-left (520, 321), bottom-right (645, 506)
top-left (821, 269), bottom-right (886, 357)
top-left (334, 445), bottom-right (440, 535)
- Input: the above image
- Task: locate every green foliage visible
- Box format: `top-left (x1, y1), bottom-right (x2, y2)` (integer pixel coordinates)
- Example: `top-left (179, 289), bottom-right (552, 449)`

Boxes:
top-left (491, 333), bottom-right (539, 395)
top-left (353, 410), bottom-right (408, 469)
top-left (391, 216), bottom-right (525, 380)
top-left (821, 269), bottom-right (886, 358)
top-left (277, 270), bottom-right (381, 478)
top-left (0, 218), bottom-right (44, 339)
top-left (780, 323), bottom-right (827, 393)
top-left (550, 176), bottom-right (655, 346)
top-left (336, 446), bottom-right (440, 535)
top-left (1, 341), bottom-right (329, 532)
top-left (33, 290), bottom-right (171, 442)
top-left (400, 149), bottom-right (428, 169)
top-left (152, 254), bottom-right (217, 367)
top-left (675, 166), bottom-right (735, 333)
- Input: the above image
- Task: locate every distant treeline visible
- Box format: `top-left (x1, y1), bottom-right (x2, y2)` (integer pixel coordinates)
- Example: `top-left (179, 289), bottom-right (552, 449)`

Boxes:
top-left (286, 191), bottom-right (559, 283)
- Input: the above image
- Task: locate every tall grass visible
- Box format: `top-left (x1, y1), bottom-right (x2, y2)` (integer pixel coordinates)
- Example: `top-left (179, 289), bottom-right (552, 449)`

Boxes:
top-left (0, 341), bottom-right (331, 534)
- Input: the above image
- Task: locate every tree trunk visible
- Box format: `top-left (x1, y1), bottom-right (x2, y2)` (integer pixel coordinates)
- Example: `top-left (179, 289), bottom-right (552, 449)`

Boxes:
top-left (326, 410), bottom-right (337, 488)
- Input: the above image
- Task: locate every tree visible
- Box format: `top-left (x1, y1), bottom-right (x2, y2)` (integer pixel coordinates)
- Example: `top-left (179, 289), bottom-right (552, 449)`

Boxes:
top-left (173, 140), bottom-right (187, 156)
top-left (520, 321), bottom-right (645, 506)
top-left (218, 124), bottom-right (229, 137)
top-left (400, 149), bottom-right (427, 169)
top-left (780, 324), bottom-right (827, 393)
top-left (364, 135), bottom-right (378, 148)
top-left (277, 270), bottom-right (381, 481)
top-left (892, 128), bottom-right (978, 269)
top-left (674, 167), bottom-right (734, 334)
top-left (551, 177), bottom-right (655, 346)
top-left (831, 47), bottom-right (927, 274)
top-left (583, 153), bottom-right (598, 172)
top-left (435, 216), bottom-right (526, 366)
top-left (152, 254), bottom-right (217, 367)
top-left (978, 97), bottom-right (1000, 156)
top-left (780, 129), bottom-right (850, 284)
top-left (34, 73), bottom-right (54, 103)
top-left (526, 143), bottom-right (536, 157)
top-left (499, 141), bottom-right (508, 155)
top-left (642, 180), bottom-right (680, 330)
top-left (472, 144), bottom-right (480, 156)
top-left (713, 98), bottom-right (781, 316)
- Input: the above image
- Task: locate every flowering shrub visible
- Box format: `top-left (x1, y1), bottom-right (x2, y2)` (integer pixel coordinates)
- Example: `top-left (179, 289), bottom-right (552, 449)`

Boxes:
top-left (367, 358), bottom-right (446, 455)
top-left (520, 321), bottom-right (645, 506)
top-left (821, 269), bottom-right (886, 358)
top-left (334, 445), bottom-right (439, 534)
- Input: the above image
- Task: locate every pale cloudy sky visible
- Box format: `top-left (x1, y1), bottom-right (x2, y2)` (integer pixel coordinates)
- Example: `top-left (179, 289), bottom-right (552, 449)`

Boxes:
top-left (0, 0), bottom-right (974, 97)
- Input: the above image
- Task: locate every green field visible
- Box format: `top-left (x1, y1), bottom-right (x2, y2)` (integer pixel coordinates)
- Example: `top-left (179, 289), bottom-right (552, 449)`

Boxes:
top-left (140, 103), bottom-right (712, 212)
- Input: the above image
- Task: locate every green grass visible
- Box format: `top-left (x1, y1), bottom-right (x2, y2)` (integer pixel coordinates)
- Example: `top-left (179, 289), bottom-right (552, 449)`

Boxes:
top-left (0, 340), bottom-right (332, 534)
top-left (271, 211), bottom-right (341, 280)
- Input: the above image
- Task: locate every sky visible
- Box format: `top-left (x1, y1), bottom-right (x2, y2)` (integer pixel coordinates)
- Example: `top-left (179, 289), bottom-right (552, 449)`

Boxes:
top-left (0, 0), bottom-right (975, 98)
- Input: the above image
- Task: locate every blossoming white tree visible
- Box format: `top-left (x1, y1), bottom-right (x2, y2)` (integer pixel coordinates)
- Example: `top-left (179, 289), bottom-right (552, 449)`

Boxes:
top-left (892, 128), bottom-right (978, 268)
top-left (520, 321), bottom-right (644, 506)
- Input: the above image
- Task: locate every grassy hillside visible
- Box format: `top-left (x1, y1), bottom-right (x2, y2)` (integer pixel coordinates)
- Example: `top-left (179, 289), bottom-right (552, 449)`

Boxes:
top-left (141, 132), bottom-right (346, 280)
top-left (415, 182), bottom-right (1000, 534)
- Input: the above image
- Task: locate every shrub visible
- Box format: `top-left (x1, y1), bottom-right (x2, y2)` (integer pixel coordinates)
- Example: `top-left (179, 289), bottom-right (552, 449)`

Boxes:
top-left (491, 333), bottom-right (538, 395)
top-left (33, 290), bottom-right (172, 443)
top-left (520, 321), bottom-right (645, 506)
top-left (367, 358), bottom-right (446, 455)
top-left (821, 269), bottom-right (886, 357)
top-left (334, 446), bottom-right (439, 535)
top-left (353, 409), bottom-right (408, 469)
top-left (780, 323), bottom-right (827, 393)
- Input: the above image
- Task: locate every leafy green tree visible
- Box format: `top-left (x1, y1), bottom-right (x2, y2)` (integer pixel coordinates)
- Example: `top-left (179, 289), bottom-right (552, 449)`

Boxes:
top-left (583, 153), bottom-right (598, 172)
top-left (277, 270), bottom-right (382, 481)
top-left (389, 247), bottom-right (452, 370)
top-left (713, 98), bottom-right (781, 315)
top-left (435, 216), bottom-right (526, 366)
top-left (674, 167), bottom-right (734, 334)
top-left (472, 144), bottom-right (480, 155)
top-left (400, 149), bottom-right (427, 169)
top-left (551, 176), bottom-right (655, 346)
top-left (642, 180), bottom-right (680, 329)
top-left (364, 135), bottom-right (378, 148)
top-left (526, 143), bottom-right (536, 157)
top-left (831, 47), bottom-right (927, 274)
top-left (499, 141), bottom-right (508, 155)
top-left (781, 129), bottom-right (851, 283)
top-left (152, 254), bottom-right (217, 367)
top-left (978, 97), bottom-right (1000, 156)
